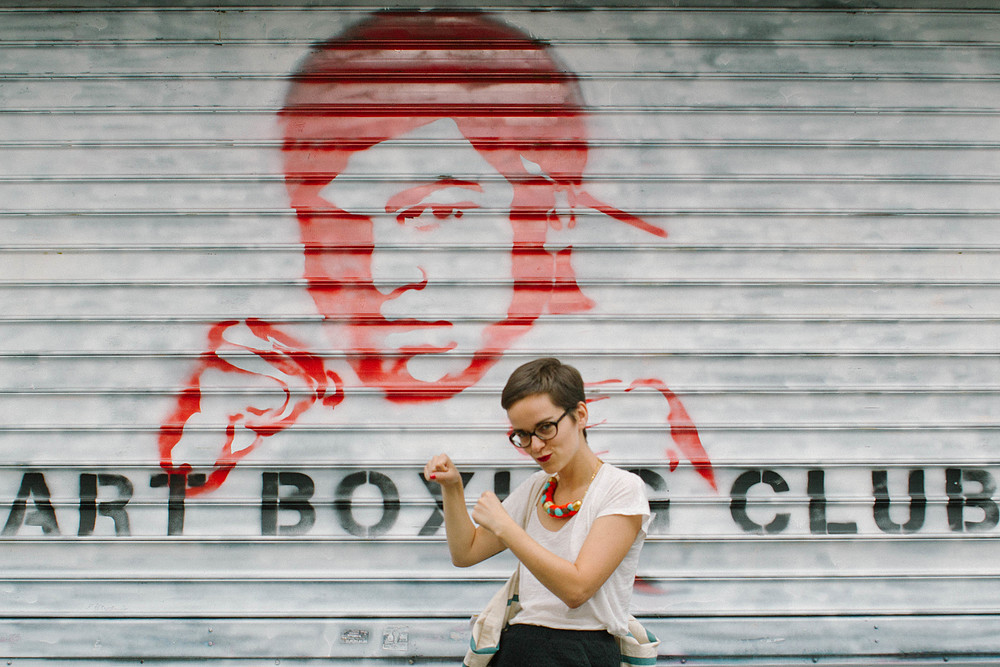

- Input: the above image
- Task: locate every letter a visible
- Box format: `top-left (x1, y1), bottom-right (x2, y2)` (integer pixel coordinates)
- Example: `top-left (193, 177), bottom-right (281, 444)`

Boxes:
top-left (2, 472), bottom-right (60, 535)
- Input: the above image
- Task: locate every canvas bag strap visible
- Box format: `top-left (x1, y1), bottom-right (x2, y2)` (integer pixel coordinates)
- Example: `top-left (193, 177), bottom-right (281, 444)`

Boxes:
top-left (521, 474), bottom-right (548, 527)
top-left (508, 474), bottom-right (548, 597)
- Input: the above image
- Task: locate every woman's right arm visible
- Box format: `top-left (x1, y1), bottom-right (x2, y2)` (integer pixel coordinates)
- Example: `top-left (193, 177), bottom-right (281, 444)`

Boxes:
top-left (424, 454), bottom-right (507, 567)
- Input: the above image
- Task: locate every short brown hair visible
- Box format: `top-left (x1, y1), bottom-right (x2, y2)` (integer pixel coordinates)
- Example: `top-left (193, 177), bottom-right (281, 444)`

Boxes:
top-left (501, 357), bottom-right (585, 412)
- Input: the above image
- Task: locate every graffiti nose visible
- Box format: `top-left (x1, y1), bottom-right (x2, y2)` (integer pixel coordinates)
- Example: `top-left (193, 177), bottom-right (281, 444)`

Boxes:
top-left (371, 252), bottom-right (427, 297)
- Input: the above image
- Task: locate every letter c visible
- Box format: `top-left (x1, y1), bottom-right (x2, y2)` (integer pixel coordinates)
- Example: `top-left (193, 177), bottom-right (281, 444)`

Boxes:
top-left (730, 469), bottom-right (790, 534)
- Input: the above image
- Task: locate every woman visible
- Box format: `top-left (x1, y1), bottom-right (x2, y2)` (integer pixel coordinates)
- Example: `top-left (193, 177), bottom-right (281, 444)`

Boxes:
top-left (424, 357), bottom-right (650, 666)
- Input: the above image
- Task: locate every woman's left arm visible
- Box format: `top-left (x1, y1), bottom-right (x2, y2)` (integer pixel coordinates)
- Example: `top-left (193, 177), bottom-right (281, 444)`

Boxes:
top-left (473, 492), bottom-right (642, 609)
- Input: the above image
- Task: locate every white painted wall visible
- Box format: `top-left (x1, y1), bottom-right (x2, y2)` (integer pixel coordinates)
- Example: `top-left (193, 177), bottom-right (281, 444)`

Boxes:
top-left (1, 2), bottom-right (998, 664)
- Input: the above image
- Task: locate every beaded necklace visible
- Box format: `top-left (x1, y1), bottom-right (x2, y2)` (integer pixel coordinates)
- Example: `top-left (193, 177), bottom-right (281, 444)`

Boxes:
top-left (541, 460), bottom-right (603, 519)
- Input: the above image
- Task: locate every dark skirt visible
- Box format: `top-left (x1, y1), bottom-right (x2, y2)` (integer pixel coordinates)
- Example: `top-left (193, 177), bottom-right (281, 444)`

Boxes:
top-left (492, 623), bottom-right (619, 667)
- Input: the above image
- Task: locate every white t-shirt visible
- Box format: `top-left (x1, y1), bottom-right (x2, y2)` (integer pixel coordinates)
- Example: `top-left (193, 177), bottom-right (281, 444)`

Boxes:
top-left (500, 464), bottom-right (651, 637)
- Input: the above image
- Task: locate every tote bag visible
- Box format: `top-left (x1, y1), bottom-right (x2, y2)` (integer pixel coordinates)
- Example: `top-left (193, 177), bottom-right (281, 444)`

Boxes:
top-left (462, 477), bottom-right (544, 667)
top-left (616, 615), bottom-right (660, 666)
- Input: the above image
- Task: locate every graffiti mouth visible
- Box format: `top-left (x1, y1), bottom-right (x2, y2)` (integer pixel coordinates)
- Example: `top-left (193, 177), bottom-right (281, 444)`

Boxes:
top-left (382, 320), bottom-right (458, 355)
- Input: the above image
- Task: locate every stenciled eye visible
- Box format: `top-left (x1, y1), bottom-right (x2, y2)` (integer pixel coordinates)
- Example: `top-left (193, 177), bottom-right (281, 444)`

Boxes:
top-left (394, 201), bottom-right (479, 230)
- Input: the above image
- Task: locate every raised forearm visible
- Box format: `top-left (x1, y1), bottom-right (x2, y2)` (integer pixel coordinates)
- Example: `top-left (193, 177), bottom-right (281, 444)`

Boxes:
top-left (490, 512), bottom-right (642, 609)
top-left (425, 454), bottom-right (505, 567)
top-left (439, 482), bottom-right (479, 566)
top-left (495, 522), bottom-right (593, 608)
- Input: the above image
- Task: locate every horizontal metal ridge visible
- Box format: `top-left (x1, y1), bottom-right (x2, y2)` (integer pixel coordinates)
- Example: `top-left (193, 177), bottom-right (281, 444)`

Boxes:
top-left (1, 4), bottom-right (998, 14)
top-left (4, 104), bottom-right (1000, 115)
top-left (0, 458), bottom-right (997, 469)
top-left (1, 350), bottom-right (995, 359)
top-left (3, 311), bottom-right (1000, 321)
top-left (7, 572), bottom-right (1000, 584)
top-left (4, 385), bottom-right (998, 396)
top-left (3, 173), bottom-right (999, 184)
top-left (4, 532), bottom-right (999, 545)
top-left (4, 208), bottom-right (998, 218)
top-left (2, 422), bottom-right (997, 433)
top-left (1, 32), bottom-right (999, 46)
top-left (5, 72), bottom-right (1000, 82)
top-left (4, 242), bottom-right (999, 252)
top-left (3, 139), bottom-right (999, 149)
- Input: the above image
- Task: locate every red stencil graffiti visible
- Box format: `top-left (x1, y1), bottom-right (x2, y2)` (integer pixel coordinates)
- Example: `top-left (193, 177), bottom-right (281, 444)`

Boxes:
top-left (158, 11), bottom-right (715, 495)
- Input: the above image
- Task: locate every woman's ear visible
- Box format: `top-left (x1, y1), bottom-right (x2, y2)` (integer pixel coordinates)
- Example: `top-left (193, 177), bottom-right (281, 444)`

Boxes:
top-left (575, 400), bottom-right (589, 429)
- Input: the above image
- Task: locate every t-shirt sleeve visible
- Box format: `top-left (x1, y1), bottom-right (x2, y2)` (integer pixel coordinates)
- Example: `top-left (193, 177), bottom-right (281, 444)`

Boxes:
top-left (594, 469), bottom-right (651, 534)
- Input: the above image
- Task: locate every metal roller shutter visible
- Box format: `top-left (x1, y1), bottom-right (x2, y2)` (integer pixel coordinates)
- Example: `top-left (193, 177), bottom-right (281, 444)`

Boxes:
top-left (1, 1), bottom-right (998, 664)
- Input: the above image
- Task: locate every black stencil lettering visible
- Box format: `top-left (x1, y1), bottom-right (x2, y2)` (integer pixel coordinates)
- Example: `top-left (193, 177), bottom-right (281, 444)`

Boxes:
top-left (335, 470), bottom-right (400, 538)
top-left (150, 472), bottom-right (206, 536)
top-left (730, 469), bottom-right (790, 534)
top-left (872, 470), bottom-right (926, 534)
top-left (417, 471), bottom-right (474, 536)
top-left (946, 468), bottom-right (999, 532)
top-left (2, 472), bottom-right (60, 536)
top-left (493, 471), bottom-right (511, 502)
top-left (807, 470), bottom-right (857, 535)
top-left (78, 474), bottom-right (133, 536)
top-left (78, 475), bottom-right (98, 536)
top-left (261, 472), bottom-right (316, 536)
top-left (628, 468), bottom-right (670, 534)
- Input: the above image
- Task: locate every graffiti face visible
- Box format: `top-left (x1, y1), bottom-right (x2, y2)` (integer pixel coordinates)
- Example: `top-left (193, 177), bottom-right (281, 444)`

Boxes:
top-left (280, 11), bottom-right (601, 400)
top-left (153, 10), bottom-right (711, 497)
top-left (316, 118), bottom-right (515, 386)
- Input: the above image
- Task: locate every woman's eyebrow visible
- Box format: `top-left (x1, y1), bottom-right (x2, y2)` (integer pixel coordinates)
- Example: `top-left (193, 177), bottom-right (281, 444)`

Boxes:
top-left (384, 179), bottom-right (483, 214)
top-left (511, 414), bottom-right (559, 432)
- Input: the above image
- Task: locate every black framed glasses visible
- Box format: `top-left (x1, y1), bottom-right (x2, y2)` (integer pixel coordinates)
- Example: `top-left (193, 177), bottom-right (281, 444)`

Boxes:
top-left (508, 407), bottom-right (573, 448)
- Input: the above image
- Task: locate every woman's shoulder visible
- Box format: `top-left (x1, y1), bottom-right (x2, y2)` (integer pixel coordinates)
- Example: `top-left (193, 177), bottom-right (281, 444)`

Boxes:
top-left (589, 463), bottom-right (647, 509)
top-left (599, 462), bottom-right (645, 490)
